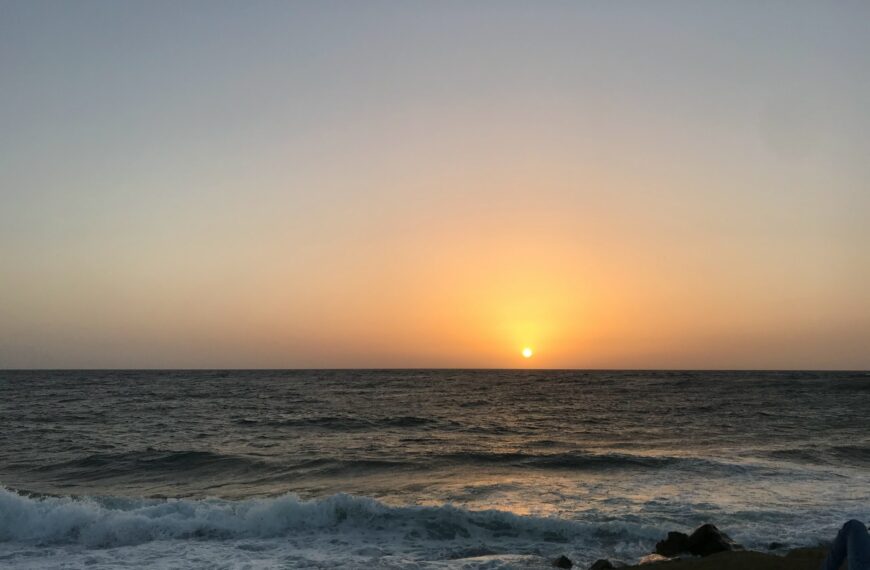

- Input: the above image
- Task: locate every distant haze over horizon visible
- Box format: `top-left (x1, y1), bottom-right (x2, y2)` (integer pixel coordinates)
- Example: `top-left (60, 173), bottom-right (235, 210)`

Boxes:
top-left (2, 1), bottom-right (868, 370)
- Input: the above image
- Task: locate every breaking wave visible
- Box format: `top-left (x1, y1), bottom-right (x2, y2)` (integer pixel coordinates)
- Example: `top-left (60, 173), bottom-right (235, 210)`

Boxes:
top-left (0, 487), bottom-right (657, 549)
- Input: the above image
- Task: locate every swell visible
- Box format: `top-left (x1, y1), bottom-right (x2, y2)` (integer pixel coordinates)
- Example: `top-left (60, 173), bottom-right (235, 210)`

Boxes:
top-left (25, 450), bottom-right (423, 484)
top-left (22, 448), bottom-right (737, 487)
top-left (0, 487), bottom-right (659, 548)
top-left (233, 415), bottom-right (436, 430)
top-left (438, 451), bottom-right (720, 472)
top-left (767, 443), bottom-right (870, 467)
top-left (31, 449), bottom-right (266, 477)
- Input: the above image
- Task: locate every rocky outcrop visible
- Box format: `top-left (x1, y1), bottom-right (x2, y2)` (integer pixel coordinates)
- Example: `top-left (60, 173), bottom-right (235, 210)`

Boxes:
top-left (552, 554), bottom-right (573, 568)
top-left (589, 559), bottom-right (627, 569)
top-left (686, 524), bottom-right (743, 556)
top-left (621, 548), bottom-right (828, 570)
top-left (655, 531), bottom-right (690, 556)
top-left (654, 524), bottom-right (743, 558)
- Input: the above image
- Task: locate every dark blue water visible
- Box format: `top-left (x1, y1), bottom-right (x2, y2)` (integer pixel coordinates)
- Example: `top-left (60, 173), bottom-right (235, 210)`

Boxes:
top-left (1, 370), bottom-right (868, 568)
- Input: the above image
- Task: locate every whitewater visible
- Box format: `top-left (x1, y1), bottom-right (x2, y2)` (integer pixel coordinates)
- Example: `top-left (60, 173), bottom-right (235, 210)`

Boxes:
top-left (1, 370), bottom-right (869, 568)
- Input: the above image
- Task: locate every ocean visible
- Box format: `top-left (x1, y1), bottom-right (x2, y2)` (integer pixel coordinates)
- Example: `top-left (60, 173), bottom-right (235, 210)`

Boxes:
top-left (1, 370), bottom-right (868, 569)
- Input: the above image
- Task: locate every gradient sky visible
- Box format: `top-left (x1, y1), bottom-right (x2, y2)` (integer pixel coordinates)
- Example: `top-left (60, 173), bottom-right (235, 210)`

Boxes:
top-left (1, 1), bottom-right (868, 369)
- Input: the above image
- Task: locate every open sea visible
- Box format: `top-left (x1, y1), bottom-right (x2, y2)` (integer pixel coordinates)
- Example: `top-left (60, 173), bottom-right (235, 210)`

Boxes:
top-left (1, 369), bottom-right (869, 569)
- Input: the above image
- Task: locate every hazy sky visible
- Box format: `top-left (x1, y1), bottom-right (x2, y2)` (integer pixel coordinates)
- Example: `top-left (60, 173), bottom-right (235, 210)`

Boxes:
top-left (1, 1), bottom-right (868, 369)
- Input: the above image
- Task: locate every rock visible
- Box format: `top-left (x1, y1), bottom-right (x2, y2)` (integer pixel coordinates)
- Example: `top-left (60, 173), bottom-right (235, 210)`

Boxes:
top-left (768, 542), bottom-right (785, 550)
top-left (655, 531), bottom-right (690, 556)
top-left (589, 559), bottom-right (627, 569)
top-left (686, 523), bottom-right (743, 557)
top-left (552, 555), bottom-right (573, 568)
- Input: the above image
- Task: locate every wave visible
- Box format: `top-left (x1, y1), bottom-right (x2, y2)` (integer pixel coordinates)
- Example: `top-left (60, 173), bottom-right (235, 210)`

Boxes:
top-left (26, 451), bottom-right (427, 487)
top-left (24, 448), bottom-right (742, 489)
top-left (830, 444), bottom-right (870, 464)
top-left (768, 443), bottom-right (870, 468)
top-left (439, 451), bottom-right (720, 472)
top-left (234, 415), bottom-right (436, 430)
top-left (0, 487), bottom-right (659, 549)
top-left (31, 449), bottom-right (266, 478)
top-left (277, 457), bottom-right (418, 476)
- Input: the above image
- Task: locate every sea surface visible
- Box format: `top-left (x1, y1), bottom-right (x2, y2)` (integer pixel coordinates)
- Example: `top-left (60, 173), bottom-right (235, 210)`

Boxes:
top-left (1, 370), bottom-right (869, 569)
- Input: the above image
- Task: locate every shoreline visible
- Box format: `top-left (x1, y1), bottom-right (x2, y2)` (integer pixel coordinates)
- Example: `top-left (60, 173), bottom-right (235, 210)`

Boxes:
top-left (622, 548), bottom-right (827, 570)
top-left (564, 523), bottom-right (831, 570)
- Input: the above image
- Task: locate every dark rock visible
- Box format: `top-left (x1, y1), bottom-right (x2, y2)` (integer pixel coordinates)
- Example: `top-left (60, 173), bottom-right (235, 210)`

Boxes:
top-left (589, 560), bottom-right (627, 570)
top-left (552, 555), bottom-right (573, 568)
top-left (655, 531), bottom-right (690, 557)
top-left (768, 542), bottom-right (785, 550)
top-left (686, 524), bottom-right (743, 557)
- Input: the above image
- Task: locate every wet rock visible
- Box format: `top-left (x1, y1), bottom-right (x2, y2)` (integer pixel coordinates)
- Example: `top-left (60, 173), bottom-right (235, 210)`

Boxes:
top-left (552, 554), bottom-right (573, 568)
top-left (768, 542), bottom-right (785, 550)
top-left (686, 524), bottom-right (743, 556)
top-left (655, 531), bottom-right (690, 557)
top-left (589, 559), bottom-right (627, 569)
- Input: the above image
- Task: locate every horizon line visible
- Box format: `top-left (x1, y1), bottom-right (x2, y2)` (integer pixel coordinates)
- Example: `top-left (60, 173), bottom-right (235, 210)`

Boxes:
top-left (2, 367), bottom-right (868, 373)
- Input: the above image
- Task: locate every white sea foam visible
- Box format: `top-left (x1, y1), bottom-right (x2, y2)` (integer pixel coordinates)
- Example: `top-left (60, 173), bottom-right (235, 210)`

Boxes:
top-left (0, 483), bottom-right (866, 568)
top-left (0, 487), bottom-right (664, 569)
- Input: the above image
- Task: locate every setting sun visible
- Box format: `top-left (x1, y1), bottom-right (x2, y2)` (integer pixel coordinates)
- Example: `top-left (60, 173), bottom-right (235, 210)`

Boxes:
top-left (1, 3), bottom-right (867, 569)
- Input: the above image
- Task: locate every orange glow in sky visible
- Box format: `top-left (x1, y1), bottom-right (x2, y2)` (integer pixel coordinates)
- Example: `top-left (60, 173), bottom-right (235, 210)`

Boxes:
top-left (1, 3), bottom-right (868, 369)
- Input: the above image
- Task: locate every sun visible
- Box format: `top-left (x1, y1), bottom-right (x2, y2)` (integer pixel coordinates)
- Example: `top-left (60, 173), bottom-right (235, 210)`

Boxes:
top-left (521, 347), bottom-right (533, 359)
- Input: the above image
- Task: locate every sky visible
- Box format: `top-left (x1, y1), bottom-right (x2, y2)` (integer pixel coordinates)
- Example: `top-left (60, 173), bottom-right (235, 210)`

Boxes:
top-left (1, 1), bottom-right (868, 369)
